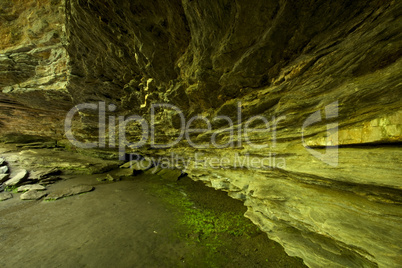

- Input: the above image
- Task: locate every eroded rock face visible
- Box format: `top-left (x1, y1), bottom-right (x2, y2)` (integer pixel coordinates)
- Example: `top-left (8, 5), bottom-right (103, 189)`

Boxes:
top-left (0, 0), bottom-right (70, 137)
top-left (0, 1), bottom-right (401, 267)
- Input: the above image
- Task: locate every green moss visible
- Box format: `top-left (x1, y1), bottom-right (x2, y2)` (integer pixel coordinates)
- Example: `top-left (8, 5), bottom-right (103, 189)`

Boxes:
top-left (178, 206), bottom-right (255, 240)
top-left (4, 185), bottom-right (19, 193)
top-left (149, 179), bottom-right (259, 264)
top-left (159, 187), bottom-right (256, 239)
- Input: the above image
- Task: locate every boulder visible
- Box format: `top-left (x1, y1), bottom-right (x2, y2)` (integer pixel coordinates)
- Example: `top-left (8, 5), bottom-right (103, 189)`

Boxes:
top-left (20, 190), bottom-right (47, 200)
top-left (17, 184), bottom-right (46, 192)
top-left (4, 169), bottom-right (29, 186)
top-left (30, 168), bottom-right (61, 181)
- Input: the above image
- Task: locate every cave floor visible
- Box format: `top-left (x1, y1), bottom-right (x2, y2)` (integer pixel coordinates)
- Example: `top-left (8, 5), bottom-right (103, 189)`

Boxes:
top-left (0, 159), bottom-right (306, 267)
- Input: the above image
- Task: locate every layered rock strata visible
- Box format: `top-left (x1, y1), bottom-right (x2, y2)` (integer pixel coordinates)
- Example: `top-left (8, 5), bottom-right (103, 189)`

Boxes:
top-left (0, 0), bottom-right (401, 267)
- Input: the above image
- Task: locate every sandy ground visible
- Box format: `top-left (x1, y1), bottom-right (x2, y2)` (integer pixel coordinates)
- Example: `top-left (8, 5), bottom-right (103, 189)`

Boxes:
top-left (0, 172), bottom-right (306, 268)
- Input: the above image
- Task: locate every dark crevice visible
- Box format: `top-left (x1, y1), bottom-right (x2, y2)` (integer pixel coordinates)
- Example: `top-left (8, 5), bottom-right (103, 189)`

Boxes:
top-left (275, 168), bottom-right (402, 205)
top-left (309, 141), bottom-right (402, 149)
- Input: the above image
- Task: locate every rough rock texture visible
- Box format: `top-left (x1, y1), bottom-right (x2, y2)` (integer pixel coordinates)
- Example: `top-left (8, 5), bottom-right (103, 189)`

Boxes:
top-left (0, 165), bottom-right (8, 174)
top-left (20, 189), bottom-right (47, 200)
top-left (0, 0), bottom-right (70, 138)
top-left (17, 184), bottom-right (46, 192)
top-left (4, 169), bottom-right (28, 186)
top-left (44, 184), bottom-right (93, 200)
top-left (0, 1), bottom-right (401, 267)
top-left (0, 192), bottom-right (12, 201)
top-left (29, 167), bottom-right (61, 181)
top-left (0, 145), bottom-right (120, 175)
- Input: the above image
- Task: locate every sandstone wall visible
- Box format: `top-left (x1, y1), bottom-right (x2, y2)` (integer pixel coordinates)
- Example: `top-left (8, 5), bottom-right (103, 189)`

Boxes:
top-left (1, 1), bottom-right (401, 267)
